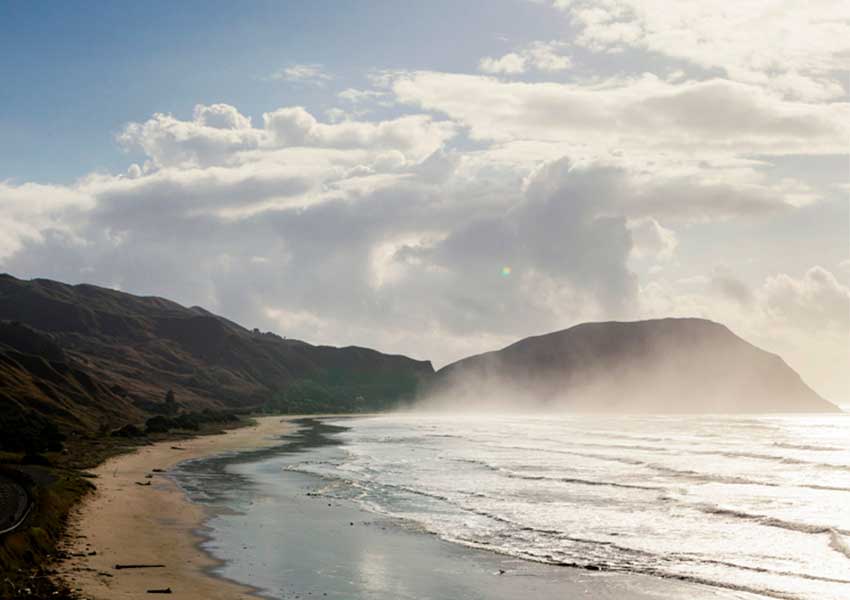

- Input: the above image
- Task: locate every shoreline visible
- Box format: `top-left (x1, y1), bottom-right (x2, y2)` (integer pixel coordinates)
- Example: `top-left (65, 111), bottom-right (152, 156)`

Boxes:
top-left (57, 415), bottom-right (771, 600)
top-left (173, 417), bottom-right (767, 600)
top-left (56, 415), bottom-right (297, 599)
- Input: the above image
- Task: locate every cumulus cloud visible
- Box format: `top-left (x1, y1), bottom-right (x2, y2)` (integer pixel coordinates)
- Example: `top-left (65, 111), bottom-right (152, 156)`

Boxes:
top-left (480, 41), bottom-right (572, 75)
top-left (639, 265), bottom-right (850, 401)
top-left (628, 218), bottom-right (677, 261)
top-left (117, 105), bottom-right (263, 168)
top-left (480, 52), bottom-right (527, 74)
top-left (0, 181), bottom-right (93, 260)
top-left (391, 71), bottom-right (849, 156)
top-left (762, 266), bottom-right (850, 331)
top-left (262, 107), bottom-right (456, 161)
top-left (3, 54), bottom-right (845, 400)
top-left (117, 103), bottom-right (457, 172)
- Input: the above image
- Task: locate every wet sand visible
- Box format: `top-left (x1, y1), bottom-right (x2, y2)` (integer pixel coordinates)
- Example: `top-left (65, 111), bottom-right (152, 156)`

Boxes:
top-left (57, 416), bottom-right (295, 599)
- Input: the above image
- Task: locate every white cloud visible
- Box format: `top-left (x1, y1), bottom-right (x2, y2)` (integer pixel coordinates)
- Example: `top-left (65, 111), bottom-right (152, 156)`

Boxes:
top-left (480, 52), bottom-right (527, 74)
top-left (118, 103), bottom-right (457, 171)
top-left (193, 103), bottom-right (253, 130)
top-left (391, 71), bottom-right (849, 156)
top-left (117, 105), bottom-right (263, 168)
top-left (639, 265), bottom-right (850, 401)
top-left (525, 41), bottom-right (573, 71)
top-left (0, 181), bottom-right (93, 260)
top-left (553, 0), bottom-right (850, 101)
top-left (762, 266), bottom-right (850, 331)
top-left (267, 63), bottom-right (332, 85)
top-left (628, 217), bottom-right (677, 261)
top-left (479, 41), bottom-right (572, 74)
top-left (262, 107), bottom-right (457, 162)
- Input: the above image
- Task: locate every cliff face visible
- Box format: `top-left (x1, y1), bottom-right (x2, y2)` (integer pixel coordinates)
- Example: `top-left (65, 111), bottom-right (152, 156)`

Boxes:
top-left (430, 318), bottom-right (837, 413)
top-left (0, 274), bottom-right (434, 425)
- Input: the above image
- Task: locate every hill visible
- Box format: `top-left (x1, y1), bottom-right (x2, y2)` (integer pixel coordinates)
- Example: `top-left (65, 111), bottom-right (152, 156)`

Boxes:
top-left (0, 274), bottom-right (434, 441)
top-left (427, 318), bottom-right (837, 413)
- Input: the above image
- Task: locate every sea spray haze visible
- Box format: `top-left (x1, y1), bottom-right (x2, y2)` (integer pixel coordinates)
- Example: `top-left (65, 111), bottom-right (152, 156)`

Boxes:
top-left (419, 319), bottom-right (838, 414)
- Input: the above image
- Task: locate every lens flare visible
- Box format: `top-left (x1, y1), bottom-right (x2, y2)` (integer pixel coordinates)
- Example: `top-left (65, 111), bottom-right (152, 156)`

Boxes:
top-left (501, 266), bottom-right (512, 277)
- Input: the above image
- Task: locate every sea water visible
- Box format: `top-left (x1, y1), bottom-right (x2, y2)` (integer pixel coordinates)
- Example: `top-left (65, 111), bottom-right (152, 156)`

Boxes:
top-left (177, 414), bottom-right (850, 600)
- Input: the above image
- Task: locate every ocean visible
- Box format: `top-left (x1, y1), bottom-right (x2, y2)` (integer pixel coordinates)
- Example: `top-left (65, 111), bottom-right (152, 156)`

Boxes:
top-left (174, 414), bottom-right (850, 600)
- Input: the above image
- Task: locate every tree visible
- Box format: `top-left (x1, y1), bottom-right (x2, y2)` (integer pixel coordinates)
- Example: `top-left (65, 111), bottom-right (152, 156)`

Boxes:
top-left (164, 389), bottom-right (178, 415)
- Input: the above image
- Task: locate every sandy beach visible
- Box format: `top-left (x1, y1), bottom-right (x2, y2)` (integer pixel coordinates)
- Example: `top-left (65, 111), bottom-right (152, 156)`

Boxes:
top-left (56, 416), bottom-right (295, 599)
top-left (54, 415), bottom-right (776, 600)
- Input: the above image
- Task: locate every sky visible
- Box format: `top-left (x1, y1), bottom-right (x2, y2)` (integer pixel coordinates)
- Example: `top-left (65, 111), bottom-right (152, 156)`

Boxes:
top-left (1, 0), bottom-right (848, 403)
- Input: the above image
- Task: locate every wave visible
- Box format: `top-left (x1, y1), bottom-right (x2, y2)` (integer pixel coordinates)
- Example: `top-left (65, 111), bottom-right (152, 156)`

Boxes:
top-left (774, 442), bottom-right (845, 452)
top-left (450, 457), bottom-right (658, 491)
top-left (285, 452), bottom-right (849, 600)
top-left (500, 470), bottom-right (658, 491)
top-left (408, 506), bottom-right (809, 600)
top-left (829, 530), bottom-right (850, 561)
top-left (612, 445), bottom-right (850, 471)
top-left (473, 442), bottom-right (850, 492)
top-left (682, 555), bottom-right (850, 586)
top-left (480, 437), bottom-right (850, 474)
top-left (692, 503), bottom-right (850, 536)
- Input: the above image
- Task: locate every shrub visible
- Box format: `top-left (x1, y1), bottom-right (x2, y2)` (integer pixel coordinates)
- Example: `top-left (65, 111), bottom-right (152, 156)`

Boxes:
top-left (111, 423), bottom-right (145, 438)
top-left (144, 415), bottom-right (172, 434)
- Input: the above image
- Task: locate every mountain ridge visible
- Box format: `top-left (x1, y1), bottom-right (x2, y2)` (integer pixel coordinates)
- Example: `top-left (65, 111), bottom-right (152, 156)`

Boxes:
top-left (0, 273), bottom-right (434, 443)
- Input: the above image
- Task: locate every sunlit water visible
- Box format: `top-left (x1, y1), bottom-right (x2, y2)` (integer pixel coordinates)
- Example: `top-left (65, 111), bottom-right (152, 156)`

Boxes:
top-left (282, 413), bottom-right (850, 600)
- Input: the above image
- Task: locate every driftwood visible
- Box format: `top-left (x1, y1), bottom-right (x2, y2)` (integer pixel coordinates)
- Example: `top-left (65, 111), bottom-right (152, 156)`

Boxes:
top-left (169, 446), bottom-right (185, 451)
top-left (135, 481), bottom-right (151, 486)
top-left (152, 468), bottom-right (165, 473)
top-left (113, 564), bottom-right (165, 570)
top-left (146, 588), bottom-right (172, 594)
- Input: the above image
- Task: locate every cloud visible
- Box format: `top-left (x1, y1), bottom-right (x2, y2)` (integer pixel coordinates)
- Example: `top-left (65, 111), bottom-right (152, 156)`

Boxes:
top-left (267, 63), bottom-right (332, 85)
top-left (262, 107), bottom-right (456, 161)
top-left (117, 105), bottom-right (263, 168)
top-left (338, 88), bottom-right (388, 103)
top-left (639, 265), bottom-right (850, 401)
top-left (480, 52), bottom-right (527, 74)
top-left (479, 41), bottom-right (572, 74)
top-left (1, 142), bottom-right (647, 367)
top-left (391, 71), bottom-right (849, 156)
top-left (628, 217), bottom-right (677, 261)
top-left (762, 266), bottom-right (850, 331)
top-left (118, 103), bottom-right (457, 171)
top-left (0, 181), bottom-right (93, 260)
top-left (711, 273), bottom-right (753, 306)
top-left (553, 0), bottom-right (850, 101)
top-left (2, 80), bottom-right (843, 399)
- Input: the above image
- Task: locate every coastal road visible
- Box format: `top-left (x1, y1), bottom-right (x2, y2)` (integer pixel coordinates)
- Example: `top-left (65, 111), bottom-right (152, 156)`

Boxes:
top-left (0, 474), bottom-right (30, 535)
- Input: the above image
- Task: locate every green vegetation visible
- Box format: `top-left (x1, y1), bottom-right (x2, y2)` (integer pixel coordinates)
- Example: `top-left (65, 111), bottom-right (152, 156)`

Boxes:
top-left (264, 369), bottom-right (420, 413)
top-left (0, 407), bottom-right (66, 454)
top-left (0, 466), bottom-right (92, 599)
top-left (144, 409), bottom-right (240, 434)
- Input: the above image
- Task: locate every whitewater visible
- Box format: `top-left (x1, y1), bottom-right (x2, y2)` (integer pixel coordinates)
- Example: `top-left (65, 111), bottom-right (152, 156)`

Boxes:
top-left (279, 413), bottom-right (850, 600)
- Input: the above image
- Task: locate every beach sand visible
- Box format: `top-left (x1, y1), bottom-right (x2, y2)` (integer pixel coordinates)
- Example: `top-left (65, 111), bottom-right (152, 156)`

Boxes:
top-left (56, 416), bottom-right (295, 599)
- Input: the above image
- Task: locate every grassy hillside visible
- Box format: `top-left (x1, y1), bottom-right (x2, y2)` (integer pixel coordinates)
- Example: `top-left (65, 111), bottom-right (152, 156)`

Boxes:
top-left (0, 274), bottom-right (434, 426)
